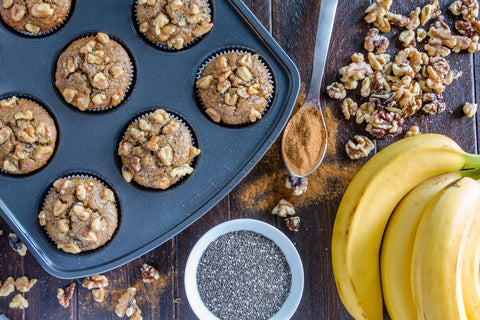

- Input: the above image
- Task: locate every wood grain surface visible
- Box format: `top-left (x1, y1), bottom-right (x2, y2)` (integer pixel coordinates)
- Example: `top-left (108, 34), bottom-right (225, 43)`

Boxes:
top-left (1, 0), bottom-right (478, 319)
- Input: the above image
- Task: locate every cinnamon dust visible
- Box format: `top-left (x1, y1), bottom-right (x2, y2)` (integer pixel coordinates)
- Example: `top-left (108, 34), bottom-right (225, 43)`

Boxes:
top-left (282, 105), bottom-right (326, 176)
top-left (237, 84), bottom-right (359, 213)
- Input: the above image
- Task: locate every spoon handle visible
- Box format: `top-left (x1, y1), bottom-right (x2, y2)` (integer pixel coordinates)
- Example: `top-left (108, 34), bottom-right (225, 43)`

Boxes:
top-left (308, 0), bottom-right (338, 100)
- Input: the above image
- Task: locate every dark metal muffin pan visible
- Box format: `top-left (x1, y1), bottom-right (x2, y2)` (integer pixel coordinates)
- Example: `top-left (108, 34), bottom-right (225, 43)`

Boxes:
top-left (0, 0), bottom-right (300, 279)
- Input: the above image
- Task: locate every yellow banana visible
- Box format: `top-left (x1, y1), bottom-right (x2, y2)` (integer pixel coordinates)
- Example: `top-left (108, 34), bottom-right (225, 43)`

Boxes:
top-left (332, 133), bottom-right (480, 320)
top-left (461, 196), bottom-right (480, 319)
top-left (411, 177), bottom-right (480, 320)
top-left (380, 172), bottom-right (464, 320)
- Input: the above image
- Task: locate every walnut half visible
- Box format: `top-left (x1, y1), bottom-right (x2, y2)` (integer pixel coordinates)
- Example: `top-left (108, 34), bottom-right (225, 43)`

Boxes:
top-left (57, 283), bottom-right (76, 308)
top-left (345, 135), bottom-right (375, 160)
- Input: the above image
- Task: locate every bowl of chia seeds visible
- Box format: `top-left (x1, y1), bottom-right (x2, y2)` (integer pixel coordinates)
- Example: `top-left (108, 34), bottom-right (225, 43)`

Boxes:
top-left (184, 219), bottom-right (304, 320)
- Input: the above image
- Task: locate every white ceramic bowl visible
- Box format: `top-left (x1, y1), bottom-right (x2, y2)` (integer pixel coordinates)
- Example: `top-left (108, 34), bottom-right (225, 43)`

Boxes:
top-left (184, 218), bottom-right (304, 320)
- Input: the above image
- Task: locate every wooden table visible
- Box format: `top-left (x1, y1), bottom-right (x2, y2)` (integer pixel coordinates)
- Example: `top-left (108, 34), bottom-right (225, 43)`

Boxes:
top-left (1, 0), bottom-right (478, 318)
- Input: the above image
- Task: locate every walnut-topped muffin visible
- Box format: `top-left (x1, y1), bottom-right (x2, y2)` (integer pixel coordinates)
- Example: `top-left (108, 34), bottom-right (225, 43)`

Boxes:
top-left (118, 108), bottom-right (200, 189)
top-left (55, 32), bottom-right (133, 111)
top-left (196, 51), bottom-right (273, 125)
top-left (0, 96), bottom-right (57, 174)
top-left (38, 177), bottom-right (118, 254)
top-left (136, 0), bottom-right (213, 49)
top-left (0, 0), bottom-right (71, 34)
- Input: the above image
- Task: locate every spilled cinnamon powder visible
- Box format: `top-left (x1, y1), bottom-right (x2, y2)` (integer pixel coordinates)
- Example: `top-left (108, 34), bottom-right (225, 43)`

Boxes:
top-left (282, 105), bottom-right (326, 176)
top-left (237, 84), bottom-right (359, 213)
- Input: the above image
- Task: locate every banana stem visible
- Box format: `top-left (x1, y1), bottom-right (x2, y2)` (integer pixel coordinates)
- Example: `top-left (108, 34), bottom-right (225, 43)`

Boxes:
top-left (464, 153), bottom-right (480, 170)
top-left (462, 168), bottom-right (480, 180)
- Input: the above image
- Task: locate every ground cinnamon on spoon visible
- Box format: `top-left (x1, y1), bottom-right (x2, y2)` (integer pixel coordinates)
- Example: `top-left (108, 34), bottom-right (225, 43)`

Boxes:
top-left (282, 106), bottom-right (326, 176)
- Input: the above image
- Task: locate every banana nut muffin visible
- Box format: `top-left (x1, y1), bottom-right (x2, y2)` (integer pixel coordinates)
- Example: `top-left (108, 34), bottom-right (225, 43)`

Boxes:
top-left (196, 51), bottom-right (273, 125)
top-left (38, 177), bottom-right (118, 254)
top-left (55, 32), bottom-right (133, 111)
top-left (0, 96), bottom-right (57, 174)
top-left (136, 0), bottom-right (213, 49)
top-left (118, 108), bottom-right (201, 189)
top-left (0, 0), bottom-right (71, 34)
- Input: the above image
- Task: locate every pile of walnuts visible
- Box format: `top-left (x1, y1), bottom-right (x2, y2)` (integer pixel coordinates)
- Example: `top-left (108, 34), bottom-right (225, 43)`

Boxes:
top-left (327, 0), bottom-right (480, 159)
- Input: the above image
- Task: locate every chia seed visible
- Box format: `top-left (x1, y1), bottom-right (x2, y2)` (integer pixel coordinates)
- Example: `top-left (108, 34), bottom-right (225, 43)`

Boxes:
top-left (196, 230), bottom-right (292, 320)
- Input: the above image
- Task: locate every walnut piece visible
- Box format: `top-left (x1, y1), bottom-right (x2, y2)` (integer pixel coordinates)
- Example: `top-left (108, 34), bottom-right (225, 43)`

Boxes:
top-left (365, 0), bottom-right (393, 33)
top-left (0, 277), bottom-right (15, 296)
top-left (285, 175), bottom-right (308, 196)
top-left (463, 102), bottom-right (478, 117)
top-left (399, 30), bottom-right (416, 47)
top-left (326, 82), bottom-right (346, 99)
top-left (345, 135), bottom-right (375, 160)
top-left (141, 264), bottom-right (160, 283)
top-left (405, 125), bottom-right (421, 137)
top-left (345, 53), bottom-right (373, 80)
top-left (456, 20), bottom-right (480, 38)
top-left (8, 233), bottom-right (27, 256)
top-left (92, 288), bottom-right (107, 303)
top-left (420, 0), bottom-right (440, 25)
top-left (57, 283), bottom-right (76, 308)
top-left (9, 293), bottom-right (28, 309)
top-left (15, 276), bottom-right (37, 293)
top-left (364, 28), bottom-right (389, 54)
top-left (115, 287), bottom-right (137, 317)
top-left (450, 0), bottom-right (479, 21)
top-left (131, 306), bottom-right (143, 320)
top-left (424, 20), bottom-right (457, 57)
top-left (366, 111), bottom-right (404, 139)
top-left (285, 216), bottom-right (301, 232)
top-left (271, 199), bottom-right (295, 217)
top-left (422, 92), bottom-right (446, 114)
top-left (341, 98), bottom-right (358, 120)
top-left (82, 275), bottom-right (109, 289)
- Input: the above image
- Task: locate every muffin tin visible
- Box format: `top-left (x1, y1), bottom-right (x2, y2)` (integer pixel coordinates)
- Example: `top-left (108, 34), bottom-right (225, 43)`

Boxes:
top-left (0, 0), bottom-right (300, 279)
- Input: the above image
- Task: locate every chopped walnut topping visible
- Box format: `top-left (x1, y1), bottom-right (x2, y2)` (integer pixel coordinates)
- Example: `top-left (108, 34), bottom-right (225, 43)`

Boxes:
top-left (141, 264), bottom-right (160, 283)
top-left (115, 287), bottom-right (137, 317)
top-left (15, 276), bottom-right (37, 293)
top-left (463, 102), bottom-right (478, 117)
top-left (285, 216), bottom-right (300, 232)
top-left (92, 288), bottom-right (107, 303)
top-left (9, 294), bottom-right (28, 309)
top-left (82, 275), bottom-right (108, 289)
top-left (364, 28), bottom-right (389, 54)
top-left (365, 0), bottom-right (393, 33)
top-left (285, 175), bottom-right (308, 196)
top-left (405, 125), bottom-right (421, 137)
top-left (342, 98), bottom-right (358, 120)
top-left (271, 199), bottom-right (295, 217)
top-left (345, 135), bottom-right (375, 160)
top-left (422, 92), bottom-right (446, 114)
top-left (57, 283), bottom-right (76, 308)
top-left (8, 233), bottom-right (27, 256)
top-left (326, 82), bottom-right (346, 99)
top-left (420, 0), bottom-right (440, 25)
top-left (0, 277), bottom-right (15, 296)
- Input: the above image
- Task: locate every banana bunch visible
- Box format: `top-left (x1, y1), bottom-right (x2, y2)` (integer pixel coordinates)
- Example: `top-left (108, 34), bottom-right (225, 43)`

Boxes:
top-left (331, 133), bottom-right (480, 320)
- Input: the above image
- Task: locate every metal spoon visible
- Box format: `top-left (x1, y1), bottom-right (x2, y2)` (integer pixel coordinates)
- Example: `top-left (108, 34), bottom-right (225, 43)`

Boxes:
top-left (281, 0), bottom-right (338, 177)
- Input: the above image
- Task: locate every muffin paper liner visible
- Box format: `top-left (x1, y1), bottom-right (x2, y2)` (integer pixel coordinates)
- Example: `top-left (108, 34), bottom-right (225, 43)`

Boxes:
top-left (194, 46), bottom-right (276, 128)
top-left (53, 31), bottom-right (136, 113)
top-left (38, 171), bottom-right (122, 256)
top-left (0, 0), bottom-right (76, 38)
top-left (115, 107), bottom-right (201, 192)
top-left (0, 92), bottom-right (59, 177)
top-left (132, 0), bottom-right (214, 52)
